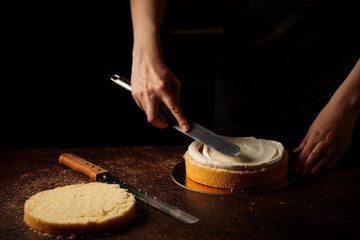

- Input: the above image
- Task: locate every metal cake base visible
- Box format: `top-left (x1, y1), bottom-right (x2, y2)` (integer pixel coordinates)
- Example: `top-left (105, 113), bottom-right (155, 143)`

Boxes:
top-left (171, 161), bottom-right (296, 195)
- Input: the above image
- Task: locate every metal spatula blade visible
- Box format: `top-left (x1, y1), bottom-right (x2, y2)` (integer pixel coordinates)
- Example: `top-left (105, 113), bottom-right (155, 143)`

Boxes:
top-left (110, 74), bottom-right (240, 156)
top-left (171, 121), bottom-right (240, 157)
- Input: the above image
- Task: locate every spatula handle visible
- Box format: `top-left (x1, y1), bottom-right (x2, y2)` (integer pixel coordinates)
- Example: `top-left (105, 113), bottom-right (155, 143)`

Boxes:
top-left (110, 74), bottom-right (132, 92)
top-left (59, 153), bottom-right (108, 181)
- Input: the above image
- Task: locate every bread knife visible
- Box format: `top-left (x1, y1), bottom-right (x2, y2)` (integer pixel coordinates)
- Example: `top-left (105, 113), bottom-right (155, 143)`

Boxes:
top-left (110, 74), bottom-right (240, 157)
top-left (59, 153), bottom-right (199, 224)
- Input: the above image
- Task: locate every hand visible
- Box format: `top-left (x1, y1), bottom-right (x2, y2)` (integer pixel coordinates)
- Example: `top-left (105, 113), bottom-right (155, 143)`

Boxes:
top-left (293, 101), bottom-right (357, 176)
top-left (131, 51), bottom-right (190, 132)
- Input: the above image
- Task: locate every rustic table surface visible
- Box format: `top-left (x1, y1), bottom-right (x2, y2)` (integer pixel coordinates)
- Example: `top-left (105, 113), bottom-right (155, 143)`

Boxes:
top-left (1, 145), bottom-right (359, 240)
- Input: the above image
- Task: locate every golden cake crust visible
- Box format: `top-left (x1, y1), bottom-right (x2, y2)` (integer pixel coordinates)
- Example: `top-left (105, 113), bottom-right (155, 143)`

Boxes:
top-left (184, 150), bottom-right (288, 189)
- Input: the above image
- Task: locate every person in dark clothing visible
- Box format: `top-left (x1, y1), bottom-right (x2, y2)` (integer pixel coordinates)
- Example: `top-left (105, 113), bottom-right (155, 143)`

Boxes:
top-left (128, 0), bottom-right (360, 176)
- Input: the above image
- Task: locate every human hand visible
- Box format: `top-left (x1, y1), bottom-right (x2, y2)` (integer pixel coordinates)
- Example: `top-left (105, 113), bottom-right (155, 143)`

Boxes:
top-left (293, 101), bottom-right (357, 176)
top-left (131, 51), bottom-right (190, 132)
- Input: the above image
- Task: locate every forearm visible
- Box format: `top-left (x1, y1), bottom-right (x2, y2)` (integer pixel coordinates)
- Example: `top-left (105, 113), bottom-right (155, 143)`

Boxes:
top-left (328, 58), bottom-right (360, 118)
top-left (130, 0), bottom-right (167, 60)
top-left (293, 59), bottom-right (360, 175)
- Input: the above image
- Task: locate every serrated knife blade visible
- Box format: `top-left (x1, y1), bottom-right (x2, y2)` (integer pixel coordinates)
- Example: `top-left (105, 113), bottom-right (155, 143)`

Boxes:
top-left (59, 153), bottom-right (200, 224)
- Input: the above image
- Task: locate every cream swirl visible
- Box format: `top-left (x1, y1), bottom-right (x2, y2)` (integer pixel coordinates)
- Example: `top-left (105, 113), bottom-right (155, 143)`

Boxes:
top-left (188, 136), bottom-right (284, 170)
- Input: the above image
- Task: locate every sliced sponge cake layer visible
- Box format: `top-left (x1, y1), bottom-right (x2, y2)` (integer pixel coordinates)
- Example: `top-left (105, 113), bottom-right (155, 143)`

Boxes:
top-left (24, 182), bottom-right (136, 235)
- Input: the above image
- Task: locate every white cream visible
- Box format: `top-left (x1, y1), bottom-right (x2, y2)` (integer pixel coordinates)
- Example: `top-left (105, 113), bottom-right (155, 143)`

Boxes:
top-left (188, 136), bottom-right (284, 170)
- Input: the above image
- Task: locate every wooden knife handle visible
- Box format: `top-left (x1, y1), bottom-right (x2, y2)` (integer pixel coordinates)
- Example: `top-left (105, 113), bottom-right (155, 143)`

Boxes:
top-left (59, 153), bottom-right (108, 181)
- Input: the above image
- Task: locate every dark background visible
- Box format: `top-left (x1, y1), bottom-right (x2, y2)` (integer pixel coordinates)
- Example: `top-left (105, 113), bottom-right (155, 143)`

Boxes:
top-left (1, 1), bottom-right (230, 150)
